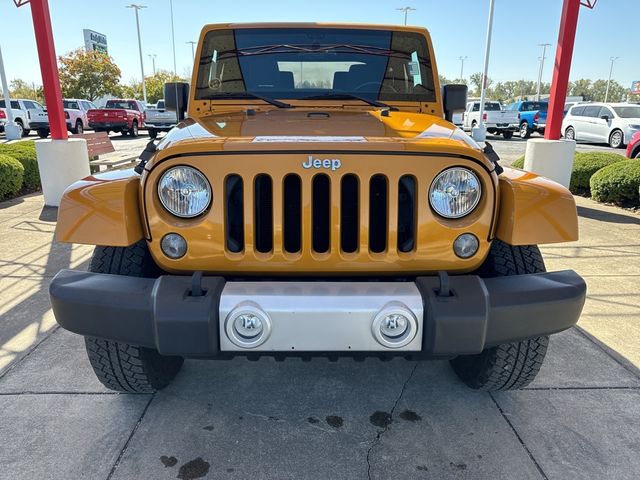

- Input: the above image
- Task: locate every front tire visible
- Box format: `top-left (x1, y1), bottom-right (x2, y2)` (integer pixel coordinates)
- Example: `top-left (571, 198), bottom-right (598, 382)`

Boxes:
top-left (84, 241), bottom-right (183, 393)
top-left (148, 127), bottom-right (157, 139)
top-left (609, 129), bottom-right (624, 149)
top-left (450, 240), bottom-right (549, 391)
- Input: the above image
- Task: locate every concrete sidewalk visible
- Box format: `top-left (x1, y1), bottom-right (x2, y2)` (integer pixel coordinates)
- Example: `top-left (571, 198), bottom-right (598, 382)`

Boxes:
top-left (0, 193), bottom-right (639, 480)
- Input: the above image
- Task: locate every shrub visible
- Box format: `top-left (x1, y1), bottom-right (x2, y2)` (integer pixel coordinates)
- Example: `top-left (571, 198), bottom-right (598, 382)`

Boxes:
top-left (0, 154), bottom-right (25, 199)
top-left (590, 160), bottom-right (640, 205)
top-left (570, 151), bottom-right (627, 194)
top-left (510, 155), bottom-right (525, 169)
top-left (0, 141), bottom-right (40, 191)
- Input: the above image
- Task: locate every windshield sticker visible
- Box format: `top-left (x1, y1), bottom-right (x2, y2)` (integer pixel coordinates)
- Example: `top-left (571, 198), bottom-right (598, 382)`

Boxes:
top-left (253, 136), bottom-right (367, 143)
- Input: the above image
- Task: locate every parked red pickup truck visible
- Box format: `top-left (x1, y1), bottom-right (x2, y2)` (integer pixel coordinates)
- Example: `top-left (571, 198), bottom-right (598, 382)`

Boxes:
top-left (87, 99), bottom-right (145, 137)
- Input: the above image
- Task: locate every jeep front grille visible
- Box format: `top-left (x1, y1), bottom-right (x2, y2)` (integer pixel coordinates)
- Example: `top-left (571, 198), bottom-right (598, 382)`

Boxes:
top-left (223, 173), bottom-right (417, 255)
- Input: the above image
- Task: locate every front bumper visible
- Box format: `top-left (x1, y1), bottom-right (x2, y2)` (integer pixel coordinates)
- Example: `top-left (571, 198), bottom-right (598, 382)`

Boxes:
top-left (50, 270), bottom-right (586, 358)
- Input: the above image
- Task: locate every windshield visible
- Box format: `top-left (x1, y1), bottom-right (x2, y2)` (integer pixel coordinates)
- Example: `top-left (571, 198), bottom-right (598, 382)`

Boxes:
top-left (613, 106), bottom-right (640, 118)
top-left (63, 101), bottom-right (79, 109)
top-left (196, 28), bottom-right (436, 103)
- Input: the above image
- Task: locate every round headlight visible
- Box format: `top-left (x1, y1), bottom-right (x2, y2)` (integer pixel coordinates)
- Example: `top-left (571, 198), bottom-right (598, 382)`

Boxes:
top-left (429, 168), bottom-right (481, 219)
top-left (158, 166), bottom-right (211, 218)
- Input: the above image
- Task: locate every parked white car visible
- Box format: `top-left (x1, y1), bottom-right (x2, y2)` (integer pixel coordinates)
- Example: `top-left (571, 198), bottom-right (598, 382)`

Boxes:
top-left (562, 103), bottom-right (640, 148)
top-left (31, 98), bottom-right (97, 138)
top-left (461, 101), bottom-right (519, 139)
top-left (0, 98), bottom-right (46, 137)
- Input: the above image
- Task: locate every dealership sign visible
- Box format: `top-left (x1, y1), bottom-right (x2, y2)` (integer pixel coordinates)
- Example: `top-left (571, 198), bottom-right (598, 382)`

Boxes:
top-left (83, 29), bottom-right (108, 54)
top-left (632, 81), bottom-right (640, 95)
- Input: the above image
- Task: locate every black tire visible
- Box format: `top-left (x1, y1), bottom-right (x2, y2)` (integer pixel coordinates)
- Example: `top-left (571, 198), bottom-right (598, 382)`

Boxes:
top-left (502, 130), bottom-right (513, 140)
top-left (148, 127), bottom-right (157, 139)
top-left (37, 128), bottom-right (49, 139)
top-left (519, 121), bottom-right (531, 139)
top-left (129, 120), bottom-right (139, 137)
top-left (609, 129), bottom-right (624, 149)
top-left (84, 241), bottom-right (183, 393)
top-left (15, 119), bottom-right (25, 137)
top-left (450, 240), bottom-right (549, 391)
top-left (634, 150), bottom-right (640, 159)
top-left (72, 120), bottom-right (84, 135)
top-left (564, 126), bottom-right (575, 140)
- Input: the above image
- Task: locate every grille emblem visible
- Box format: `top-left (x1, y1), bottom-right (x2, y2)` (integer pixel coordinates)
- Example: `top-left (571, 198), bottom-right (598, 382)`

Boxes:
top-left (302, 155), bottom-right (341, 171)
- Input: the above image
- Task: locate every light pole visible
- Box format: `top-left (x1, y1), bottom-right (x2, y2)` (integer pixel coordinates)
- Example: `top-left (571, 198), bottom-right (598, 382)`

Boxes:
top-left (605, 56), bottom-right (620, 103)
top-left (0, 45), bottom-right (21, 140)
top-left (148, 53), bottom-right (157, 75)
top-left (536, 43), bottom-right (551, 101)
top-left (458, 56), bottom-right (468, 82)
top-left (475, 0), bottom-right (495, 141)
top-left (126, 4), bottom-right (147, 104)
top-left (186, 41), bottom-right (196, 63)
top-left (396, 6), bottom-right (416, 25)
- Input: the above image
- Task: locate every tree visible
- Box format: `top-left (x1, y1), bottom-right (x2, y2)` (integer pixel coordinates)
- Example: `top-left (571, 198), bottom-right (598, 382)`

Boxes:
top-left (569, 79), bottom-right (592, 100)
top-left (9, 79), bottom-right (44, 103)
top-left (590, 79), bottom-right (627, 102)
top-left (120, 70), bottom-right (187, 104)
top-left (58, 49), bottom-right (122, 101)
top-left (469, 72), bottom-right (493, 97)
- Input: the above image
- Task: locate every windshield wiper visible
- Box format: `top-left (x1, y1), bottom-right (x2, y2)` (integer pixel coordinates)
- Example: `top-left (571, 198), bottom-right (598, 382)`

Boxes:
top-left (202, 92), bottom-right (292, 109)
top-left (300, 93), bottom-right (398, 111)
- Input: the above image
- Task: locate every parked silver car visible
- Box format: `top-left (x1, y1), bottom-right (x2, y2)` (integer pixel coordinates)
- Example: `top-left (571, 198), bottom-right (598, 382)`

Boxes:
top-left (562, 103), bottom-right (640, 148)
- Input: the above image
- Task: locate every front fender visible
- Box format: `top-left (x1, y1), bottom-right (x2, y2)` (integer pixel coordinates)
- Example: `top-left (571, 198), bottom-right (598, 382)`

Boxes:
top-left (495, 167), bottom-right (578, 246)
top-left (56, 169), bottom-right (144, 247)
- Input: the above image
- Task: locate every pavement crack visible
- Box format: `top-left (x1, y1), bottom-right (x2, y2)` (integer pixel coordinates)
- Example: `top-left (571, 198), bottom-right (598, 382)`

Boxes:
top-left (106, 394), bottom-right (154, 480)
top-left (365, 362), bottom-right (418, 480)
top-left (489, 393), bottom-right (549, 480)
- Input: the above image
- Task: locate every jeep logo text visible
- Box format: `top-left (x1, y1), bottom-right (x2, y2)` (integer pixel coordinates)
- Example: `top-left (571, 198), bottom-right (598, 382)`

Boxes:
top-left (302, 156), bottom-right (342, 171)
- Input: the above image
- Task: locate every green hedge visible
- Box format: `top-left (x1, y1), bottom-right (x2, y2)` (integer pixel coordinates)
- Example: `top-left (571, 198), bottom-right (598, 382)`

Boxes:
top-left (590, 160), bottom-right (640, 205)
top-left (0, 154), bottom-right (25, 199)
top-left (0, 141), bottom-right (40, 191)
top-left (570, 152), bottom-right (627, 194)
top-left (511, 155), bottom-right (525, 169)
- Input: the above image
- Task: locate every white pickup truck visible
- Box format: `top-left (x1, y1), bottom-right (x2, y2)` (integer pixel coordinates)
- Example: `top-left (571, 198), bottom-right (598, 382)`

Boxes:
top-left (462, 101), bottom-right (519, 139)
top-left (29, 98), bottom-right (98, 138)
top-left (0, 98), bottom-right (46, 137)
top-left (144, 99), bottom-right (178, 138)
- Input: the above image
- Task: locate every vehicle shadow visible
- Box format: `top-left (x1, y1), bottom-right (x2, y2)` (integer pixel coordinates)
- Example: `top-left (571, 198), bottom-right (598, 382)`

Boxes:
top-left (577, 205), bottom-right (640, 225)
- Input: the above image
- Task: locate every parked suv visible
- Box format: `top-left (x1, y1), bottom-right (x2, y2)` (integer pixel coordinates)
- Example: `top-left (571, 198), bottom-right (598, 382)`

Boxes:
top-left (627, 131), bottom-right (640, 158)
top-left (505, 101), bottom-right (548, 138)
top-left (0, 98), bottom-right (46, 137)
top-left (562, 103), bottom-right (640, 148)
top-left (50, 23), bottom-right (585, 394)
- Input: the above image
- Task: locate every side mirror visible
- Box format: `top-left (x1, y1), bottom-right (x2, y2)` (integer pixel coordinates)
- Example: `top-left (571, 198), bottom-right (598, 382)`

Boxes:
top-left (442, 84), bottom-right (468, 122)
top-left (600, 115), bottom-right (609, 121)
top-left (164, 82), bottom-right (190, 121)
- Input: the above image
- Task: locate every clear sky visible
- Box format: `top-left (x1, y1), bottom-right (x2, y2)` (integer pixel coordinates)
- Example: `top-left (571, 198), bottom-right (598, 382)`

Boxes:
top-left (0, 0), bottom-right (637, 90)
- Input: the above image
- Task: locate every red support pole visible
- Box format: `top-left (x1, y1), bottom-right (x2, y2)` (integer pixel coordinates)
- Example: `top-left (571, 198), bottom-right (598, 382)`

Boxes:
top-left (545, 0), bottom-right (581, 140)
top-left (29, 0), bottom-right (67, 140)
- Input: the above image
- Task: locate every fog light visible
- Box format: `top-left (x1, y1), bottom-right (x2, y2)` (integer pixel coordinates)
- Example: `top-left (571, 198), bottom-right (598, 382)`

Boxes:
top-left (161, 233), bottom-right (187, 259)
top-left (225, 303), bottom-right (271, 348)
top-left (234, 314), bottom-right (263, 339)
top-left (372, 303), bottom-right (418, 349)
top-left (453, 233), bottom-right (479, 258)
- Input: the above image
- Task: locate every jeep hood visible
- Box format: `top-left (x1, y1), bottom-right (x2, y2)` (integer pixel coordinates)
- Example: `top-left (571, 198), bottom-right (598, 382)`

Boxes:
top-left (155, 109), bottom-right (483, 154)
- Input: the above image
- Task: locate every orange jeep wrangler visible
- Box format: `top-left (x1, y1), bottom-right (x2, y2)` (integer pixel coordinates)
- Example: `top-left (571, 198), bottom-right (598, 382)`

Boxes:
top-left (50, 23), bottom-right (586, 393)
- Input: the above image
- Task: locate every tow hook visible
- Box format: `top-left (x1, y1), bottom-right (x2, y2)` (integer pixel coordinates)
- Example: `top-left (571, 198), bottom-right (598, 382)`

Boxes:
top-left (134, 139), bottom-right (158, 174)
top-left (189, 271), bottom-right (206, 297)
top-left (483, 141), bottom-right (504, 175)
top-left (437, 271), bottom-right (452, 297)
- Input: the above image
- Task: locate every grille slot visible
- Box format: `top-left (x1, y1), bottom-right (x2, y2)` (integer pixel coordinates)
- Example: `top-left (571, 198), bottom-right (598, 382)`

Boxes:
top-left (254, 174), bottom-right (273, 253)
top-left (283, 174), bottom-right (302, 253)
top-left (397, 175), bottom-right (417, 253)
top-left (312, 174), bottom-right (331, 253)
top-left (369, 174), bottom-right (388, 253)
top-left (340, 174), bottom-right (359, 253)
top-left (225, 175), bottom-right (244, 253)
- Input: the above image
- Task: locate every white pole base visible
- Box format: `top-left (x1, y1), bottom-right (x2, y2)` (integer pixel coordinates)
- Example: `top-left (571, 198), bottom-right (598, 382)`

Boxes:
top-left (524, 138), bottom-right (576, 189)
top-left (3, 123), bottom-right (22, 141)
top-left (471, 125), bottom-right (487, 142)
top-left (35, 138), bottom-right (90, 207)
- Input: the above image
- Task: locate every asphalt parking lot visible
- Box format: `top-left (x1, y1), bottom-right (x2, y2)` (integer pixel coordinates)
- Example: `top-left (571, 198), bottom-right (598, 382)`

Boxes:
top-left (1, 132), bottom-right (639, 479)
